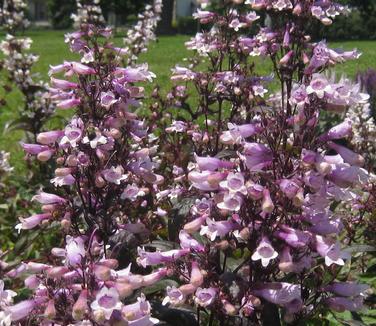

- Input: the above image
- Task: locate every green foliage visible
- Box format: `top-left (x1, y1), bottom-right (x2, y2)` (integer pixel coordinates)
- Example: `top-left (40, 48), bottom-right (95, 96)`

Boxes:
top-left (100, 0), bottom-right (149, 25)
top-left (176, 16), bottom-right (197, 35)
top-left (46, 0), bottom-right (150, 28)
top-left (46, 0), bottom-right (76, 29)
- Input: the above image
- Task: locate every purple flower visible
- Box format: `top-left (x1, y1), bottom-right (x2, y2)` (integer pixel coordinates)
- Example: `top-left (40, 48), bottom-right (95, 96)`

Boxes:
top-left (15, 213), bottom-right (52, 232)
top-left (65, 236), bottom-right (86, 267)
top-left (325, 296), bottom-right (364, 312)
top-left (324, 282), bottom-right (369, 297)
top-left (194, 154), bottom-right (234, 171)
top-left (217, 192), bottom-right (243, 212)
top-left (315, 235), bottom-right (350, 266)
top-left (194, 288), bottom-right (217, 307)
top-left (200, 217), bottom-right (237, 241)
top-left (121, 184), bottom-right (145, 201)
top-left (162, 287), bottom-right (186, 306)
top-left (220, 122), bottom-right (262, 145)
top-left (36, 130), bottom-right (64, 145)
top-left (32, 192), bottom-right (66, 205)
top-left (0, 280), bottom-right (16, 306)
top-left (251, 237), bottom-right (278, 267)
top-left (274, 225), bottom-right (311, 248)
top-left (320, 119), bottom-right (352, 141)
top-left (220, 172), bottom-right (247, 195)
top-left (242, 143), bottom-right (273, 171)
top-left (306, 74), bottom-right (332, 99)
top-left (100, 91), bottom-right (118, 108)
top-left (60, 126), bottom-right (83, 147)
top-left (179, 230), bottom-right (205, 252)
top-left (90, 287), bottom-right (123, 320)
top-left (253, 283), bottom-right (302, 313)
top-left (137, 248), bottom-right (189, 268)
top-left (7, 299), bottom-right (38, 322)
top-left (102, 166), bottom-right (127, 185)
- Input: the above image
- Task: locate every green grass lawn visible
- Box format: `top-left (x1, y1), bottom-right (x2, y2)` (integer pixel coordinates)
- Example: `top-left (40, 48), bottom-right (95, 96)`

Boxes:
top-left (0, 30), bottom-right (376, 173)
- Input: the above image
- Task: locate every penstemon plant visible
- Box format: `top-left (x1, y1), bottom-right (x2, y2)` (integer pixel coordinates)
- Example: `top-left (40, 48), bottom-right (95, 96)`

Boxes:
top-left (122, 0), bottom-right (163, 66)
top-left (0, 0), bottom-right (54, 146)
top-left (71, 0), bottom-right (105, 29)
top-left (139, 0), bottom-right (374, 324)
top-left (0, 12), bottom-right (168, 326)
top-left (0, 0), bottom-right (375, 326)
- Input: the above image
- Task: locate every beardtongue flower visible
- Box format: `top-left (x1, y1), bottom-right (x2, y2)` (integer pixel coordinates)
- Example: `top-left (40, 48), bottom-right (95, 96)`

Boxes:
top-left (323, 282), bottom-right (369, 297)
top-left (319, 119), bottom-right (352, 141)
top-left (251, 237), bottom-right (278, 267)
top-left (179, 230), bottom-right (205, 252)
top-left (194, 288), bottom-right (217, 307)
top-left (90, 287), bottom-right (123, 320)
top-left (315, 235), bottom-right (350, 266)
top-left (217, 192), bottom-right (243, 211)
top-left (36, 130), bottom-right (64, 145)
top-left (194, 154), bottom-right (234, 171)
top-left (162, 286), bottom-right (185, 306)
top-left (65, 236), bottom-right (86, 267)
top-left (241, 142), bottom-right (273, 171)
top-left (252, 283), bottom-right (302, 310)
top-left (306, 74), bottom-right (332, 99)
top-left (278, 178), bottom-right (301, 199)
top-left (274, 225), bottom-right (311, 248)
top-left (219, 172), bottom-right (247, 195)
top-left (137, 247), bottom-right (190, 268)
top-left (220, 122), bottom-right (262, 145)
top-left (102, 166), bottom-right (127, 184)
top-left (31, 192), bottom-right (66, 205)
top-left (0, 280), bottom-right (16, 306)
top-left (15, 213), bottom-right (52, 231)
top-left (200, 217), bottom-right (237, 241)
top-left (6, 299), bottom-right (42, 322)
top-left (325, 296), bottom-right (364, 312)
top-left (188, 170), bottom-right (226, 191)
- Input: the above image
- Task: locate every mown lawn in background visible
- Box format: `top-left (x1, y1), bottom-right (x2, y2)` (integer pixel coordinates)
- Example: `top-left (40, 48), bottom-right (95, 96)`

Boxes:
top-left (0, 30), bottom-right (376, 173)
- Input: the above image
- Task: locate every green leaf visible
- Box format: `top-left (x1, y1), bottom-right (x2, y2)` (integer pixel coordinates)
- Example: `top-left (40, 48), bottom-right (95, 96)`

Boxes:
top-left (143, 279), bottom-right (179, 295)
top-left (344, 245), bottom-right (376, 253)
top-left (4, 117), bottom-right (33, 133)
top-left (146, 240), bottom-right (176, 251)
top-left (215, 149), bottom-right (236, 159)
top-left (168, 197), bottom-right (196, 241)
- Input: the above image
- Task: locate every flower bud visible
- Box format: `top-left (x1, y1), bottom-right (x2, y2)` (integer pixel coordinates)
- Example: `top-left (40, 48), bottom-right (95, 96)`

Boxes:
top-left (95, 175), bottom-right (106, 188)
top-left (47, 266), bottom-right (70, 279)
top-left (55, 168), bottom-right (72, 177)
top-left (44, 299), bottom-right (56, 319)
top-left (93, 309), bottom-right (106, 323)
top-left (222, 299), bottom-right (237, 316)
top-left (37, 150), bottom-right (53, 162)
top-left (66, 154), bottom-right (78, 166)
top-left (94, 265), bottom-right (111, 281)
top-left (190, 262), bottom-right (204, 288)
top-left (115, 282), bottom-right (133, 299)
top-left (72, 290), bottom-right (88, 320)
top-left (24, 275), bottom-right (40, 289)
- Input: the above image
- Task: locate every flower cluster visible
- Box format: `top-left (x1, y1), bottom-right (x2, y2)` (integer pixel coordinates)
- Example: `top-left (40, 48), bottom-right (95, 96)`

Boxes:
top-left (0, 0), bottom-right (29, 34)
top-left (140, 1), bottom-right (373, 323)
top-left (71, 0), bottom-right (105, 28)
top-left (0, 151), bottom-right (13, 181)
top-left (346, 98), bottom-right (376, 168)
top-left (0, 1), bottom-right (374, 325)
top-left (1, 14), bottom-right (169, 325)
top-left (0, 280), bottom-right (17, 325)
top-left (3, 236), bottom-right (160, 325)
top-left (0, 0), bottom-right (54, 147)
top-left (123, 0), bottom-right (163, 66)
